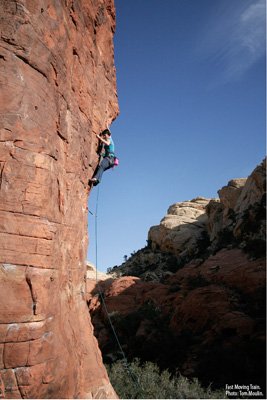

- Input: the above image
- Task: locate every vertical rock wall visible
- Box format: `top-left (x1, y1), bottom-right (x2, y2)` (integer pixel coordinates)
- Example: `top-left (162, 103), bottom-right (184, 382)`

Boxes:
top-left (0, 0), bottom-right (118, 398)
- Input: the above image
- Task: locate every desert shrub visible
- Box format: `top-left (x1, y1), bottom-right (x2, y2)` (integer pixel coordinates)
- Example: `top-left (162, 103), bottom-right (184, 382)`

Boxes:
top-left (107, 310), bottom-right (120, 321)
top-left (186, 273), bottom-right (210, 289)
top-left (106, 358), bottom-right (225, 399)
top-left (108, 300), bottom-right (163, 341)
top-left (168, 284), bottom-right (181, 293)
top-left (243, 238), bottom-right (266, 258)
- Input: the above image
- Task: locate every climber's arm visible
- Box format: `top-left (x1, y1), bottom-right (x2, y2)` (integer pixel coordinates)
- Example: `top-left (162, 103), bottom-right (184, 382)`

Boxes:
top-left (96, 134), bottom-right (110, 146)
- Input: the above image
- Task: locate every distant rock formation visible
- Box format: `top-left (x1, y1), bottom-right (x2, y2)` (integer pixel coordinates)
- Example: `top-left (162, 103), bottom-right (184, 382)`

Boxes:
top-left (86, 261), bottom-right (113, 295)
top-left (0, 1), bottom-right (118, 398)
top-left (149, 197), bottom-right (210, 259)
top-left (87, 261), bottom-right (110, 281)
top-left (109, 159), bottom-right (266, 281)
top-left (88, 159), bottom-right (266, 392)
top-left (207, 160), bottom-right (266, 256)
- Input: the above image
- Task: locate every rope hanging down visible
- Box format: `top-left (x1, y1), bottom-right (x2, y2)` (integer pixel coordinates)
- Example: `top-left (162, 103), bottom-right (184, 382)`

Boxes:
top-left (93, 185), bottom-right (139, 387)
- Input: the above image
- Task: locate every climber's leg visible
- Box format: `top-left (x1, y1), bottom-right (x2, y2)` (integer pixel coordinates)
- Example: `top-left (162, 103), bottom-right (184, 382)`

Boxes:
top-left (90, 157), bottom-right (112, 185)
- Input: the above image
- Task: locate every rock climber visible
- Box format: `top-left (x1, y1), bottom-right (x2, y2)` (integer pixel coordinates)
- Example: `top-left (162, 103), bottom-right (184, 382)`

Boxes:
top-left (89, 128), bottom-right (116, 186)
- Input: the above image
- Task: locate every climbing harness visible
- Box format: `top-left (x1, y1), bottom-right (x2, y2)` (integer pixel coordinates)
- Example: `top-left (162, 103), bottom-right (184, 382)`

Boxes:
top-left (92, 185), bottom-right (139, 388)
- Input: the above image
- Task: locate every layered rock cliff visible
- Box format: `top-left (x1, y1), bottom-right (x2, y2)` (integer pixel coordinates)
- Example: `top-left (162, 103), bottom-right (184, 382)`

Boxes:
top-left (0, 1), bottom-right (118, 398)
top-left (88, 160), bottom-right (266, 392)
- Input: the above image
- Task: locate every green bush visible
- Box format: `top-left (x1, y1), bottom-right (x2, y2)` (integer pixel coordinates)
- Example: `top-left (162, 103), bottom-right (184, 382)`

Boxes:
top-left (106, 358), bottom-right (225, 399)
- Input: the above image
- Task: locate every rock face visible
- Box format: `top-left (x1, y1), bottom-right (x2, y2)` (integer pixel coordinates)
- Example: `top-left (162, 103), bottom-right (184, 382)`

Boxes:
top-left (110, 197), bottom-right (211, 282)
top-left (89, 250), bottom-right (266, 388)
top-left (88, 160), bottom-right (266, 392)
top-left (111, 159), bottom-right (266, 281)
top-left (0, 1), bottom-right (118, 398)
top-left (87, 261), bottom-right (110, 281)
top-left (86, 261), bottom-right (113, 295)
top-left (207, 159), bottom-right (266, 255)
top-left (149, 197), bottom-right (210, 259)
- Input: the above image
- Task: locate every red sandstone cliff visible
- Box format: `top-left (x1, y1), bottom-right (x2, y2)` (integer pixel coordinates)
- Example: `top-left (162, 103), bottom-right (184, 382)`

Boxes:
top-left (0, 1), bottom-right (118, 398)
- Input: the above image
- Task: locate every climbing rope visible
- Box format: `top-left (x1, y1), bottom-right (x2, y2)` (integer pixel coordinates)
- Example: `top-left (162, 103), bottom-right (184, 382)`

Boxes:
top-left (93, 185), bottom-right (139, 388)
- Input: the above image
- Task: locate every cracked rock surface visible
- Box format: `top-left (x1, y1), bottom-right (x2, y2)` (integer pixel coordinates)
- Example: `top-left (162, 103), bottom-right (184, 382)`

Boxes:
top-left (0, 0), bottom-right (118, 398)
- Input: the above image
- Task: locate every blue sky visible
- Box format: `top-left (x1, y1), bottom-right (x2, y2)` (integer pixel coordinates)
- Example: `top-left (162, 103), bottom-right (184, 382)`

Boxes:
top-left (87, 0), bottom-right (266, 272)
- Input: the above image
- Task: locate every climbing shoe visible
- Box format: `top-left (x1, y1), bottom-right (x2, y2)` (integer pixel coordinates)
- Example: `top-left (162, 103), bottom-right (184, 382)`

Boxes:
top-left (89, 178), bottom-right (99, 186)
